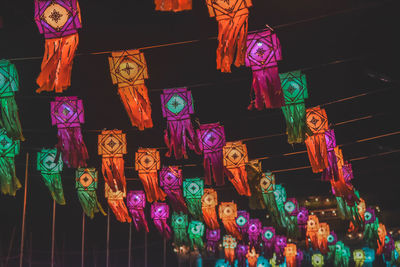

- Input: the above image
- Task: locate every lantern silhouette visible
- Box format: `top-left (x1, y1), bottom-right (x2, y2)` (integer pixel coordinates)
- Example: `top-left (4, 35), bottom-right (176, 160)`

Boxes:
top-left (284, 243), bottom-right (297, 267)
top-left (311, 253), bottom-right (324, 267)
top-left (219, 202), bottom-right (241, 240)
top-left (151, 202), bottom-right (171, 239)
top-left (247, 219), bottom-right (261, 250)
top-left (306, 215), bottom-right (320, 250)
top-left (154, 0), bottom-right (191, 12)
top-left (321, 129), bottom-right (340, 181)
top-left (261, 226), bottom-right (275, 259)
top-left (236, 244), bottom-right (248, 267)
top-left (188, 220), bottom-right (205, 249)
top-left (246, 247), bottom-right (259, 267)
top-left (159, 166), bottom-right (188, 213)
top-left (108, 49), bottom-right (152, 130)
top-left (126, 190), bottom-right (149, 232)
top-left (274, 235), bottom-right (287, 265)
top-left (245, 160), bottom-right (266, 210)
top-left (183, 177), bottom-right (204, 220)
top-left (353, 249), bottom-right (366, 267)
top-left (34, 0), bottom-right (81, 93)
top-left (235, 210), bottom-right (249, 240)
top-left (0, 129), bottom-right (20, 196)
top-left (317, 223), bottom-right (330, 254)
top-left (105, 183), bottom-right (131, 222)
top-left (201, 188), bottom-right (219, 230)
top-left (206, 229), bottom-right (220, 254)
top-left (171, 212), bottom-right (189, 246)
top-left (223, 235), bottom-right (237, 264)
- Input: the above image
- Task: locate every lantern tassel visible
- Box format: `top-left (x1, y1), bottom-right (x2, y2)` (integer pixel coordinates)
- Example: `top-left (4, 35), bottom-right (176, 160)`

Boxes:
top-left (224, 248), bottom-right (235, 265)
top-left (101, 157), bottom-right (126, 192)
top-left (138, 173), bottom-right (166, 203)
top-left (40, 173), bottom-right (65, 205)
top-left (204, 150), bottom-right (224, 186)
top-left (77, 190), bottom-right (106, 219)
top-left (236, 245), bottom-right (247, 267)
top-left (164, 189), bottom-right (188, 214)
top-left (186, 198), bottom-right (203, 220)
top-left (189, 235), bottom-right (204, 250)
top-left (56, 127), bottom-right (88, 168)
top-left (225, 166), bottom-right (251, 196)
top-left (202, 207), bottom-right (219, 230)
top-left (107, 199), bottom-right (132, 223)
top-left (0, 97), bottom-right (24, 141)
top-left (222, 219), bottom-right (242, 240)
top-left (0, 157), bottom-right (21, 196)
top-left (321, 150), bottom-right (340, 181)
top-left (128, 208), bottom-right (149, 232)
top-left (153, 218), bottom-right (172, 239)
top-left (281, 103), bottom-right (307, 144)
top-left (306, 232), bottom-right (319, 250)
top-left (263, 243), bottom-right (275, 260)
top-left (305, 134), bottom-right (329, 173)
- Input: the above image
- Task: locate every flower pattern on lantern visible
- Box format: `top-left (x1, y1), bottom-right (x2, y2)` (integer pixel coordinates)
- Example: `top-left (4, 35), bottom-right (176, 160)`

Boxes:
top-left (353, 249), bottom-right (366, 267)
top-left (306, 215), bottom-right (320, 250)
top-left (311, 253), bottom-right (324, 267)
top-left (245, 160), bottom-right (266, 210)
top-left (171, 212), bottom-right (189, 246)
top-left (201, 188), bottom-right (219, 230)
top-left (50, 96), bottom-right (88, 168)
top-left (223, 235), bottom-right (237, 264)
top-left (160, 166), bottom-right (188, 213)
top-left (206, 229), bottom-right (220, 254)
top-left (151, 202), bottom-right (171, 239)
top-left (236, 210), bottom-right (249, 240)
top-left (246, 247), bottom-right (259, 267)
top-left (188, 220), bottom-right (205, 249)
top-left (127, 190), bottom-right (149, 232)
top-left (105, 183), bottom-right (131, 223)
top-left (321, 129), bottom-right (340, 181)
top-left (108, 50), bottom-right (152, 130)
top-left (34, 0), bottom-right (81, 93)
top-left (219, 202), bottom-right (241, 240)
top-left (246, 29), bottom-right (284, 110)
top-left (135, 148), bottom-right (166, 202)
top-left (247, 219), bottom-right (261, 251)
top-left (0, 129), bottom-right (20, 196)
top-left (284, 243), bottom-right (297, 267)
top-left (223, 141), bottom-right (250, 196)
top-left (317, 223), bottom-right (330, 254)
top-left (183, 177), bottom-right (204, 220)
top-left (154, 0), bottom-right (191, 12)
top-left (261, 226), bottom-right (275, 259)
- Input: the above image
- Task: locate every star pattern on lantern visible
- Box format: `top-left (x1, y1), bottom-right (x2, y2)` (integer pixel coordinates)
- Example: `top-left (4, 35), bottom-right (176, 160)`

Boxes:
top-left (246, 30), bottom-right (281, 70)
top-left (279, 71), bottom-right (308, 104)
top-left (166, 94), bottom-right (187, 115)
top-left (183, 178), bottom-right (204, 199)
top-left (98, 130), bottom-right (127, 157)
top-left (37, 148), bottom-right (63, 174)
top-left (306, 107), bottom-right (328, 133)
top-left (109, 50), bottom-right (148, 87)
top-left (135, 148), bottom-right (160, 173)
top-left (76, 168), bottom-right (98, 191)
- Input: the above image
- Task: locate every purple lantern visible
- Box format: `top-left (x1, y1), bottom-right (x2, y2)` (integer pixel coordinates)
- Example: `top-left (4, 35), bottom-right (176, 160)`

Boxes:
top-left (341, 161), bottom-right (354, 184)
top-left (296, 249), bottom-right (304, 266)
top-left (206, 228), bottom-right (220, 254)
top-left (159, 166), bottom-right (188, 213)
top-left (284, 198), bottom-right (299, 216)
top-left (262, 226), bottom-right (276, 259)
top-left (235, 210), bottom-right (250, 241)
top-left (151, 202), bottom-right (171, 239)
top-left (127, 190), bottom-right (149, 232)
top-left (297, 207), bottom-right (309, 237)
top-left (274, 235), bottom-right (287, 264)
top-left (247, 219), bottom-right (261, 250)
top-left (364, 207), bottom-right (376, 224)
top-left (236, 244), bottom-right (248, 267)
top-left (321, 129), bottom-right (340, 181)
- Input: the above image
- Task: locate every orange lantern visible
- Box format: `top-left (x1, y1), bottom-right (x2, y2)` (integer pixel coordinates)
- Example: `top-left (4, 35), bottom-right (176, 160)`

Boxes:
top-left (317, 223), bottom-right (330, 254)
top-left (219, 202), bottom-right (241, 240)
top-left (223, 235), bottom-right (237, 264)
top-left (105, 183), bottom-right (131, 223)
top-left (376, 223), bottom-right (387, 255)
top-left (284, 243), bottom-right (297, 267)
top-left (306, 215), bottom-right (320, 250)
top-left (154, 0), bottom-right (191, 12)
top-left (246, 247), bottom-right (259, 267)
top-left (201, 188), bottom-right (220, 230)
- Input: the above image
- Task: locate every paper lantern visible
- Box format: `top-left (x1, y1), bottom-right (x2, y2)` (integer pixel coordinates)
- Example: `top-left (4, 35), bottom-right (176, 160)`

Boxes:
top-left (197, 123), bottom-right (226, 186)
top-left (280, 70), bottom-right (308, 144)
top-left (376, 223), bottom-right (387, 256)
top-left (311, 253), bottom-right (324, 267)
top-left (296, 207), bottom-right (309, 238)
top-left (159, 166), bottom-right (188, 213)
top-left (305, 106), bottom-right (329, 173)
top-left (284, 243), bottom-right (297, 267)
top-left (105, 183), bottom-right (131, 223)
top-left (235, 210), bottom-right (249, 241)
top-left (161, 87), bottom-right (200, 159)
top-left (321, 129), bottom-right (340, 181)
top-left (261, 227), bottom-right (275, 259)
top-left (76, 168), bottom-right (106, 219)
top-left (171, 212), bottom-right (189, 246)
top-left (108, 50), bottom-right (152, 130)
top-left (284, 198), bottom-right (300, 238)
top-left (0, 129), bottom-right (20, 196)
top-left (50, 96), bottom-right (88, 168)
top-left (126, 190), bottom-right (149, 232)
top-left (151, 202), bottom-right (171, 239)
top-left (222, 235), bottom-right (237, 264)
top-left (246, 29), bottom-right (284, 110)
top-left (236, 244), bottom-right (248, 267)
top-left (341, 161), bottom-right (354, 184)
top-left (135, 148), bottom-right (166, 202)
top-left (273, 184), bottom-right (288, 228)
top-left (317, 223), bottom-right (330, 254)
top-left (327, 231), bottom-right (337, 247)
top-left (37, 148), bottom-right (65, 205)
top-left (219, 202), bottom-right (241, 240)
top-left (363, 207), bottom-right (380, 249)
top-left (154, 0), bottom-right (191, 12)
top-left (306, 215), bottom-right (320, 250)
top-left (362, 247), bottom-right (375, 267)
top-left (284, 198), bottom-right (299, 217)
top-left (334, 241), bottom-right (350, 267)
top-left (274, 235), bottom-right (287, 265)
top-left (246, 247), bottom-right (259, 267)
top-left (247, 219), bottom-right (261, 251)
top-left (188, 220), bottom-right (205, 249)
top-left (245, 160), bottom-right (266, 210)
top-left (348, 197), bottom-right (365, 233)
top-left (34, 0), bottom-right (81, 93)
top-left (183, 177), bottom-right (204, 220)
top-left (206, 229), bottom-right (220, 254)
top-left (352, 249), bottom-right (365, 267)
top-left (201, 188), bottom-right (219, 230)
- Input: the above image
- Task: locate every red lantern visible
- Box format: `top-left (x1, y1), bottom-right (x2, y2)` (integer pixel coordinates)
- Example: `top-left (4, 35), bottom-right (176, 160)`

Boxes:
top-left (105, 183), bottom-right (131, 223)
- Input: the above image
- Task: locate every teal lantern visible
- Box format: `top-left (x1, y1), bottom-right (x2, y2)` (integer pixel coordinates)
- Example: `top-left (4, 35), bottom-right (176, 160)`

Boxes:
top-left (183, 178), bottom-right (204, 220)
top-left (0, 128), bottom-right (20, 196)
top-left (188, 220), bottom-right (205, 249)
top-left (171, 212), bottom-right (189, 246)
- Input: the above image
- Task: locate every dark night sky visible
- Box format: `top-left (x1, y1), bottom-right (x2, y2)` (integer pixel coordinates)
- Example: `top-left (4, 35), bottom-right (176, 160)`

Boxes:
top-left (0, 0), bottom-right (400, 266)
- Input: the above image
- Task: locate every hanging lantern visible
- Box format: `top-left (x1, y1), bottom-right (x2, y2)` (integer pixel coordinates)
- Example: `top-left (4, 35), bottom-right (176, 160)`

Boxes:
top-left (326, 230), bottom-right (337, 262)
top-left (321, 129), bottom-right (340, 181)
top-left (219, 202), bottom-right (241, 240)
top-left (363, 207), bottom-right (380, 250)
top-left (348, 197), bottom-right (365, 233)
top-left (105, 183), bottom-right (131, 223)
top-left (260, 171), bottom-right (276, 206)
top-left (223, 141), bottom-right (250, 196)
top-left (197, 123), bottom-right (226, 186)
top-left (0, 60), bottom-right (24, 140)
top-left (284, 198), bottom-right (300, 238)
top-left (154, 0), bottom-right (191, 12)
top-left (108, 49), bottom-right (152, 130)
top-left (353, 249), bottom-right (365, 267)
top-left (273, 184), bottom-right (288, 228)
top-left (183, 177), bottom-right (204, 220)
top-left (317, 223), bottom-right (330, 254)
top-left (341, 161), bottom-right (354, 185)
top-left (0, 129), bottom-right (20, 196)
top-left (151, 202), bottom-right (172, 239)
top-left (236, 244), bottom-right (248, 267)
top-left (334, 241), bottom-right (350, 267)
top-left (376, 223), bottom-right (387, 256)
top-left (34, 0), bottom-right (81, 93)
top-left (306, 215), bottom-right (320, 250)
top-left (246, 29), bottom-right (284, 110)
top-left (135, 148), bottom-right (166, 202)
top-left (171, 212), bottom-right (189, 246)
top-left (206, 229), bottom-right (220, 254)
top-left (235, 210), bottom-right (250, 241)
top-left (247, 219), bottom-right (261, 251)
top-left (311, 253), bottom-right (324, 267)
top-left (37, 148), bottom-right (65, 204)
top-left (296, 207), bottom-right (309, 238)
top-left (201, 188), bottom-right (219, 230)
top-left (284, 243), bottom-right (297, 267)
top-left (274, 235), bottom-right (287, 265)
top-left (188, 220), bottom-right (205, 249)
top-left (296, 249), bottom-right (304, 267)
top-left (362, 247), bottom-right (375, 267)
top-left (261, 226), bottom-right (275, 259)
top-left (223, 235), bottom-right (237, 264)
top-left (76, 168), bottom-right (106, 219)
top-left (280, 70), bottom-right (308, 144)
top-left (50, 96), bottom-right (88, 168)
top-left (305, 106), bottom-right (329, 173)
top-left (98, 129), bottom-right (127, 192)
top-left (246, 247), bottom-right (259, 267)
top-left (245, 160), bottom-right (266, 210)
top-left (159, 166), bottom-right (188, 213)
top-left (395, 241), bottom-right (400, 266)
top-left (160, 87), bottom-right (200, 159)
top-left (126, 190), bottom-right (149, 232)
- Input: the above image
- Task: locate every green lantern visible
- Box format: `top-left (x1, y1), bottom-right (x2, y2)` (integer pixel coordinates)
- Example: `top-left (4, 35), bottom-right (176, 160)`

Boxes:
top-left (312, 253), bottom-right (324, 267)
top-left (353, 249), bottom-right (365, 267)
top-left (183, 178), bottom-right (204, 220)
top-left (334, 241), bottom-right (350, 267)
top-left (171, 212), bottom-right (189, 246)
top-left (37, 148), bottom-right (65, 205)
top-left (0, 128), bottom-right (20, 196)
top-left (188, 220), bottom-right (205, 249)
top-left (273, 184), bottom-right (288, 228)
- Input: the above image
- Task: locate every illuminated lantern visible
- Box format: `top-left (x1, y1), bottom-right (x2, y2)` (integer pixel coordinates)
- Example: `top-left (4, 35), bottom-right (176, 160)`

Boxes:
top-left (236, 244), bottom-right (248, 267)
top-left (126, 190), bottom-right (149, 232)
top-left (98, 129), bottom-right (127, 192)
top-left (50, 96), bottom-right (88, 168)
top-left (154, 0), bottom-right (191, 12)
top-left (280, 70), bottom-right (308, 144)
top-left (305, 107), bottom-right (329, 173)
top-left (353, 249), bottom-right (366, 267)
top-left (235, 210), bottom-right (250, 240)
top-left (245, 160), bottom-right (266, 210)
top-left (284, 243), bottom-right (297, 267)
top-left (37, 148), bottom-right (65, 204)
top-left (151, 202), bottom-right (171, 239)
top-left (246, 29), bottom-right (284, 110)
top-left (376, 223), bottom-right (387, 255)
top-left (105, 183), bottom-right (131, 222)
top-left (223, 141), bottom-right (250, 196)
top-left (261, 227), bottom-right (275, 259)
top-left (34, 0), bottom-right (81, 93)
top-left (306, 215), bottom-right (320, 250)
top-left (0, 60), bottom-right (24, 140)
top-left (201, 188), bottom-right (219, 230)
top-left (108, 50), bottom-right (152, 130)
top-left (0, 129), bottom-right (20, 196)
top-left (246, 247), bottom-right (259, 267)
top-left (135, 148), bottom-right (166, 202)
top-left (197, 123), bottom-right (226, 186)
top-left (219, 202), bottom-right (241, 240)
top-left (334, 241), bottom-right (350, 267)
top-left (206, 0), bottom-right (252, 73)
top-left (206, 229), bottom-right (220, 254)
top-left (171, 212), bottom-right (189, 246)
top-left (159, 166), bottom-right (188, 213)
top-left (215, 259), bottom-right (230, 267)
top-left (363, 207), bottom-right (380, 249)
top-left (188, 220), bottom-right (205, 249)
top-left (297, 207), bottom-right (309, 237)
top-left (317, 223), bottom-right (330, 254)
top-left (321, 129), bottom-right (340, 181)
top-left (260, 171), bottom-right (276, 209)
top-left (362, 247), bottom-right (375, 267)
top-left (284, 198), bottom-right (299, 238)
top-left (311, 253), bottom-right (324, 267)
top-left (247, 219), bottom-right (261, 250)
top-left (183, 177), bottom-right (204, 220)
top-left (296, 249), bottom-right (304, 267)
top-left (274, 235), bottom-right (287, 265)
top-left (223, 235), bottom-right (237, 264)
top-left (76, 168), bottom-right (105, 219)
top-left (348, 197), bottom-right (365, 233)
top-left (160, 87), bottom-right (200, 160)
top-left (341, 161), bottom-right (353, 185)
top-left (273, 184), bottom-right (288, 228)
top-left (284, 198), bottom-right (299, 217)
top-left (331, 180), bottom-right (358, 211)
top-left (327, 231), bottom-right (337, 259)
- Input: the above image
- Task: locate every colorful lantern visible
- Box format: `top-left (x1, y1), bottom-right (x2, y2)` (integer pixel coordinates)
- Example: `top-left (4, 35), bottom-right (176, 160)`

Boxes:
top-left (273, 184), bottom-right (288, 228)
top-left (284, 198), bottom-right (299, 238)
top-left (296, 207), bottom-right (309, 237)
top-left (108, 49), bottom-right (152, 130)
top-left (376, 223), bottom-right (387, 255)
top-left (260, 171), bottom-right (276, 209)
top-left (256, 256), bottom-right (270, 267)
top-left (135, 148), bottom-right (166, 202)
top-left (382, 234), bottom-right (396, 266)
top-left (223, 235), bottom-right (237, 264)
top-left (284, 243), bottom-right (297, 267)
top-left (353, 249), bottom-right (365, 267)
top-left (105, 183), bottom-right (131, 223)
top-left (363, 207), bottom-right (380, 249)
top-left (151, 202), bottom-right (171, 239)
top-left (50, 96), bottom-right (88, 168)
top-left (188, 220), bottom-right (205, 249)
top-left (201, 188), bottom-right (219, 230)
top-left (334, 241), bottom-right (350, 267)
top-left (154, 0), bottom-right (191, 12)
top-left (206, 229), bottom-right (220, 254)
top-left (126, 190), bottom-right (149, 232)
top-left (197, 123), bottom-right (226, 186)
top-left (247, 219), bottom-right (261, 250)
top-left (274, 235), bottom-right (287, 265)
top-left (159, 166), bottom-right (188, 213)
top-left (0, 129), bottom-right (20, 196)
top-left (0, 60), bottom-right (24, 140)
top-left (172, 212), bottom-right (189, 246)
top-left (236, 210), bottom-right (250, 241)
top-left (311, 253), bottom-right (324, 267)
top-left (362, 247), bottom-right (375, 267)
top-left (247, 247), bottom-right (259, 267)
top-left (183, 177), bottom-right (204, 220)
top-left (341, 161), bottom-right (354, 184)
top-left (219, 202), bottom-right (241, 240)
top-left (160, 87), bottom-right (200, 159)
top-left (245, 160), bottom-right (266, 210)
top-left (305, 107), bottom-right (329, 173)
top-left (317, 223), bottom-right (330, 254)
top-left (296, 249), bottom-right (304, 267)
top-left (306, 215), bottom-right (320, 250)
top-left (223, 141), bottom-right (250, 196)
top-left (321, 129), bottom-right (340, 181)
top-left (327, 231), bottom-right (338, 255)
top-left (246, 29), bottom-right (284, 110)
top-left (37, 148), bottom-right (65, 204)
top-left (261, 227), bottom-right (275, 259)
top-left (236, 244), bottom-right (248, 267)
top-left (34, 0), bottom-right (81, 93)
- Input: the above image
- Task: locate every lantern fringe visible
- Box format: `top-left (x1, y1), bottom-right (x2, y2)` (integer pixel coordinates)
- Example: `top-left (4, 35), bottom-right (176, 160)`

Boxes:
top-left (225, 167), bottom-right (251, 196)
top-left (154, 0), bottom-right (192, 12)
top-left (285, 217), bottom-right (299, 239)
top-left (77, 190), bottom-right (106, 219)
top-left (216, 11), bottom-right (248, 73)
top-left (331, 179), bottom-right (359, 207)
top-left (189, 236), bottom-right (204, 250)
top-left (129, 208), bottom-right (149, 232)
top-left (305, 133), bottom-right (329, 173)
top-left (236, 246), bottom-right (247, 267)
top-left (203, 150), bottom-right (225, 186)
top-left (40, 173), bottom-right (65, 205)
top-left (222, 220), bottom-right (242, 240)
top-left (202, 207), bottom-right (220, 230)
top-left (321, 150), bottom-right (340, 181)
top-left (306, 231), bottom-right (319, 251)
top-left (56, 127), bottom-right (88, 168)
top-left (246, 163), bottom-right (266, 210)
top-left (0, 157), bottom-right (21, 196)
top-left (36, 33), bottom-right (79, 93)
top-left (263, 242), bottom-right (275, 260)
top-left (206, 240), bottom-right (218, 255)
top-left (107, 199), bottom-right (132, 223)
top-left (164, 189), bottom-right (188, 213)
top-left (118, 85), bottom-right (153, 131)
top-left (363, 221), bottom-right (379, 249)
top-left (101, 157), bottom-right (126, 192)
top-left (173, 225), bottom-right (189, 246)
top-left (0, 97), bottom-right (24, 141)
top-left (247, 253), bottom-right (258, 267)
top-left (138, 172), bottom-right (166, 203)
top-left (376, 224), bottom-right (386, 256)
top-left (224, 248), bottom-right (235, 265)
top-left (153, 219), bottom-right (172, 240)
top-left (281, 103), bottom-right (307, 144)
top-left (285, 254), bottom-right (296, 267)
top-left (186, 198), bottom-right (202, 220)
